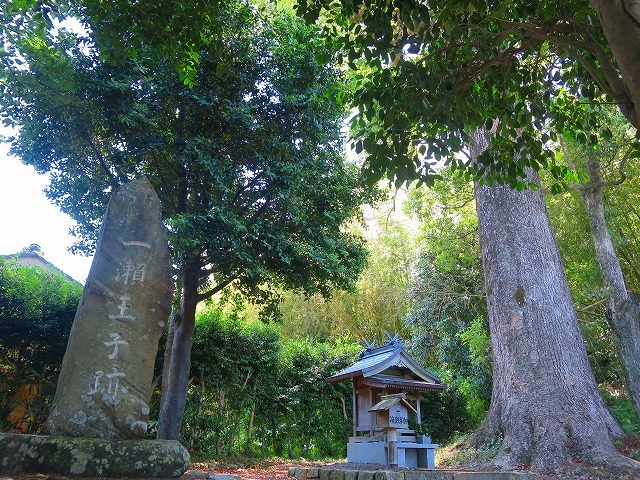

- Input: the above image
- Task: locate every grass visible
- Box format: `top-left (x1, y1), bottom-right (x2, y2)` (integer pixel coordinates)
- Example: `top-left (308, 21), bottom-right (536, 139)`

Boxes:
top-left (601, 390), bottom-right (640, 434)
top-left (436, 432), bottom-right (501, 469)
top-left (613, 434), bottom-right (640, 461)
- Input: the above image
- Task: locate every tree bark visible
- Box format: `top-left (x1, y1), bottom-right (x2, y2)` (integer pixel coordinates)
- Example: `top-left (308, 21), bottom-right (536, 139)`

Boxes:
top-left (156, 264), bottom-right (199, 440)
top-left (248, 382), bottom-right (257, 440)
top-left (591, 0), bottom-right (640, 128)
top-left (577, 155), bottom-right (640, 414)
top-left (469, 128), bottom-right (639, 475)
top-left (158, 306), bottom-right (177, 414)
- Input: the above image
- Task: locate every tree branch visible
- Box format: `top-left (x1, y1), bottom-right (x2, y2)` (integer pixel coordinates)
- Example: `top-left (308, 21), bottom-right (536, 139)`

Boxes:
top-left (148, 150), bottom-right (178, 213)
top-left (494, 17), bottom-right (632, 111)
top-left (197, 275), bottom-right (238, 302)
top-left (624, 0), bottom-right (640, 25)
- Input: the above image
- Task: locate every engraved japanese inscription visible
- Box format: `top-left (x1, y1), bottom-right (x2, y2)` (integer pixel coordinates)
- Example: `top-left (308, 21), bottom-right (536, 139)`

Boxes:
top-left (43, 178), bottom-right (173, 439)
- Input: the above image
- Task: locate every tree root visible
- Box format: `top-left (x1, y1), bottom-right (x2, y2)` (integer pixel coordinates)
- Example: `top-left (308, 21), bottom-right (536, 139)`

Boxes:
top-left (462, 422), bottom-right (640, 479)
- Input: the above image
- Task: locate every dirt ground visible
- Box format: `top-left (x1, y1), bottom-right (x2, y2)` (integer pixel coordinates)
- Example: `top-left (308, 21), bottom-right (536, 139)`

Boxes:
top-left (0, 463), bottom-right (626, 480)
top-left (3, 452), bottom-right (640, 480)
top-left (0, 462), bottom-right (608, 480)
top-left (0, 460), bottom-right (323, 480)
top-left (185, 460), bottom-right (326, 480)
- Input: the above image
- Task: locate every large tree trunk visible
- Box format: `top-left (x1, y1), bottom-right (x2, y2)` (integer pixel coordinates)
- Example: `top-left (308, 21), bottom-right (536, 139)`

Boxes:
top-left (156, 264), bottom-right (199, 440)
top-left (591, 0), bottom-right (640, 129)
top-left (469, 128), bottom-right (639, 475)
top-left (578, 155), bottom-right (640, 414)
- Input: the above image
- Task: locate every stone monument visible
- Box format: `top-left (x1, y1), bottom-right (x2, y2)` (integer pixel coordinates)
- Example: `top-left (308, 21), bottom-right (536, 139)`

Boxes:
top-left (0, 177), bottom-right (189, 477)
top-left (44, 176), bottom-right (173, 439)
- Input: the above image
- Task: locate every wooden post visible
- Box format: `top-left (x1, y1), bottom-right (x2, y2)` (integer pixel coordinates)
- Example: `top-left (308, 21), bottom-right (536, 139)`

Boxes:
top-left (388, 427), bottom-right (398, 467)
top-left (416, 396), bottom-right (422, 426)
top-left (369, 389), bottom-right (374, 436)
top-left (352, 381), bottom-right (357, 437)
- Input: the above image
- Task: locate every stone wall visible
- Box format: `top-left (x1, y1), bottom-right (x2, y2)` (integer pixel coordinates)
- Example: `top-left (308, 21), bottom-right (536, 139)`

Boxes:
top-left (288, 466), bottom-right (530, 480)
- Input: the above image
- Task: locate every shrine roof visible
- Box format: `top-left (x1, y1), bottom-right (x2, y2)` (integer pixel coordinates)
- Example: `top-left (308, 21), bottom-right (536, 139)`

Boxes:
top-left (363, 374), bottom-right (445, 392)
top-left (326, 334), bottom-right (442, 387)
top-left (369, 395), bottom-right (417, 414)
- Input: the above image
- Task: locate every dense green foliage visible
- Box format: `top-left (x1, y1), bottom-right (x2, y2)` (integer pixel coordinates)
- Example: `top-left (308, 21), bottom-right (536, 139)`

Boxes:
top-left (279, 203), bottom-right (415, 342)
top-left (7, 0), bottom-right (639, 187)
top-left (11, 0), bottom-right (639, 185)
top-left (3, 0), bottom-right (640, 467)
top-left (2, 0), bottom-right (236, 88)
top-left (180, 303), bottom-right (480, 457)
top-left (185, 308), bottom-right (280, 456)
top-left (0, 257), bottom-right (82, 433)
top-left (295, 0), bottom-right (640, 187)
top-left (259, 339), bottom-right (358, 458)
top-left (178, 307), bottom-right (360, 459)
top-left (1, 3), bottom-right (370, 311)
top-left (603, 392), bottom-right (640, 435)
top-left (404, 173), bottom-right (491, 432)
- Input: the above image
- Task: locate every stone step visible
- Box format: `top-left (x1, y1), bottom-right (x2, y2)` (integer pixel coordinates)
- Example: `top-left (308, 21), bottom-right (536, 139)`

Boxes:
top-left (288, 466), bottom-right (530, 480)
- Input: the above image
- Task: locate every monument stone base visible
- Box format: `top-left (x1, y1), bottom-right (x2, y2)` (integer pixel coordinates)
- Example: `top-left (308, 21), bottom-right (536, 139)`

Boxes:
top-left (0, 433), bottom-right (190, 477)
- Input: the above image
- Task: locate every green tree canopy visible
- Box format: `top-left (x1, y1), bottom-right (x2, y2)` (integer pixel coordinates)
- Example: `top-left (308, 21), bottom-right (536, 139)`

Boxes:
top-left (291, 0), bottom-right (640, 187)
top-left (1, 3), bottom-right (369, 309)
top-left (6, 0), bottom-right (637, 186)
top-left (1, 0), bottom-right (228, 87)
top-left (1, 1), bottom-right (372, 439)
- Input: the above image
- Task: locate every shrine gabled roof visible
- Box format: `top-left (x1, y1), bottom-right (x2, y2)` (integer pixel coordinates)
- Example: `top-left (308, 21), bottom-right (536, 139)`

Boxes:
top-left (369, 395), bottom-right (418, 414)
top-left (326, 336), bottom-right (442, 386)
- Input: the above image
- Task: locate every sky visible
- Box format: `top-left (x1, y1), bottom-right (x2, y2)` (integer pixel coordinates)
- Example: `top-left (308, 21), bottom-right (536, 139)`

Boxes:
top-left (0, 18), bottom-right (95, 283)
top-left (0, 140), bottom-right (94, 283)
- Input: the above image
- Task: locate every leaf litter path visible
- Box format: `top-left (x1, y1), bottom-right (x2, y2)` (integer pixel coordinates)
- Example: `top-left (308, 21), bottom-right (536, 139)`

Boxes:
top-left (0, 461), bottom-right (329, 480)
top-left (186, 460), bottom-right (330, 480)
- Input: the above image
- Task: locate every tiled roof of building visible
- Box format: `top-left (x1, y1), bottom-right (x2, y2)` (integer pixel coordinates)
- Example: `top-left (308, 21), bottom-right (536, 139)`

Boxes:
top-left (326, 334), bottom-right (443, 388)
top-left (1, 250), bottom-right (82, 285)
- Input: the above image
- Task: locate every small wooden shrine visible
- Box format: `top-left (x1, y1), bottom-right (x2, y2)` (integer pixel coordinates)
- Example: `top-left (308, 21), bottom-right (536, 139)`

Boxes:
top-left (326, 334), bottom-right (445, 468)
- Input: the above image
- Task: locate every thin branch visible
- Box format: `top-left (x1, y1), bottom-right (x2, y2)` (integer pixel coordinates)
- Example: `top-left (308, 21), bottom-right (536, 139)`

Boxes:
top-left (494, 17), bottom-right (632, 110)
top-left (83, 138), bottom-right (118, 188)
top-left (197, 275), bottom-right (238, 302)
top-left (580, 297), bottom-right (608, 311)
top-left (148, 150), bottom-right (178, 213)
top-left (439, 195), bottom-right (476, 210)
top-left (242, 370), bottom-right (254, 389)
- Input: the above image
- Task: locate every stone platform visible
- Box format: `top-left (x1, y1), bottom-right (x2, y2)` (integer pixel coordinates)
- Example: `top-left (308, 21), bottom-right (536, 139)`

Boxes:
top-left (0, 433), bottom-right (190, 477)
top-left (288, 466), bottom-right (530, 480)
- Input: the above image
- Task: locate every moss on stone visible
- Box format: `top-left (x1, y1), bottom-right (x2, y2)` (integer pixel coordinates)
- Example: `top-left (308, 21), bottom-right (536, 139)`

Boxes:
top-left (0, 433), bottom-right (189, 477)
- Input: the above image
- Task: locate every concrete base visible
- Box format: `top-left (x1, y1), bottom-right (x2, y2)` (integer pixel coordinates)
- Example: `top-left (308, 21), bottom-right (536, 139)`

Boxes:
top-left (347, 436), bottom-right (438, 468)
top-left (348, 441), bottom-right (388, 465)
top-left (0, 433), bottom-right (190, 477)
